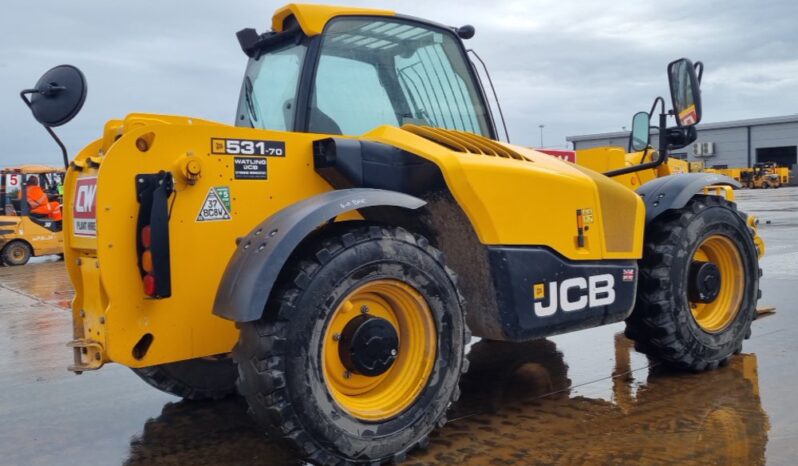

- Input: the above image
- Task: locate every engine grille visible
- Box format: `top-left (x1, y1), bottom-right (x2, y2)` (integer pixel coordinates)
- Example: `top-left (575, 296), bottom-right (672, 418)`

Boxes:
top-left (402, 124), bottom-right (532, 162)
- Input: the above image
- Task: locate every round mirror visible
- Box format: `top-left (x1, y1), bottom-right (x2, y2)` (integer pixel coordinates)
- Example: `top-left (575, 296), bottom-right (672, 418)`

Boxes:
top-left (29, 65), bottom-right (87, 127)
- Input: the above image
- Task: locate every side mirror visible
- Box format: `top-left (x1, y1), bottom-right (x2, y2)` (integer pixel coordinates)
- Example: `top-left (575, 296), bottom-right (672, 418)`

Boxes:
top-left (22, 65), bottom-right (87, 127)
top-left (628, 111), bottom-right (651, 152)
top-left (667, 58), bottom-right (702, 127)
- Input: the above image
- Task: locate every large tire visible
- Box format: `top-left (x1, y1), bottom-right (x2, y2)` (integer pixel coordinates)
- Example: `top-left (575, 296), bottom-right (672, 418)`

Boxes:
top-left (236, 224), bottom-right (469, 465)
top-left (625, 195), bottom-right (759, 371)
top-left (132, 356), bottom-right (238, 400)
top-left (2, 241), bottom-right (32, 266)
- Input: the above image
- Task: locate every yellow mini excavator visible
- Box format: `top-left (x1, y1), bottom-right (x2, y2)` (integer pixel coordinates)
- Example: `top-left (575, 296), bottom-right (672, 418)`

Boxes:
top-left (22, 4), bottom-right (763, 464)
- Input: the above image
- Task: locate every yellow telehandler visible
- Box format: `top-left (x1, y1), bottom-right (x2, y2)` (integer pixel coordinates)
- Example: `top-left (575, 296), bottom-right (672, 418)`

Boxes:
top-left (22, 5), bottom-right (763, 464)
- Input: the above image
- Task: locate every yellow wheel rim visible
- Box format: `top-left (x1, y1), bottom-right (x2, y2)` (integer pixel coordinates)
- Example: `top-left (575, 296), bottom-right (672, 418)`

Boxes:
top-left (322, 279), bottom-right (437, 422)
top-left (690, 235), bottom-right (744, 333)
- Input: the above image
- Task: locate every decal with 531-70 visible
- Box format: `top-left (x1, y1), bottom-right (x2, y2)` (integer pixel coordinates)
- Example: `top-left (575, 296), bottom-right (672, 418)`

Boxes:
top-left (211, 138), bottom-right (285, 157)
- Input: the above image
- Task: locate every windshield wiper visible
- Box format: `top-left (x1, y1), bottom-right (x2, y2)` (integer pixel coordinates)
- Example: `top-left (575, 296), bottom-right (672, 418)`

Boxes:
top-left (244, 76), bottom-right (260, 124)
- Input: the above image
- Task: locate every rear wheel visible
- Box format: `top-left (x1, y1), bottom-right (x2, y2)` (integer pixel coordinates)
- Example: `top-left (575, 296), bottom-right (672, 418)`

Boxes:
top-left (625, 195), bottom-right (759, 371)
top-left (132, 356), bottom-right (237, 400)
top-left (2, 241), bottom-right (32, 266)
top-left (236, 225), bottom-right (468, 465)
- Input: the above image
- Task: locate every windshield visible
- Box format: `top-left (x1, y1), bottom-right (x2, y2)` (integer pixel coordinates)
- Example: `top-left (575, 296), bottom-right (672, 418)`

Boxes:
top-left (236, 41), bottom-right (307, 130)
top-left (311, 17), bottom-right (492, 136)
top-left (236, 17), bottom-right (492, 138)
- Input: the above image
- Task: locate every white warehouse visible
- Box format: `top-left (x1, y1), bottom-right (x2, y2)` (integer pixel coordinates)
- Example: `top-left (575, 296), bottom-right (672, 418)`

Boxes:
top-left (567, 114), bottom-right (798, 182)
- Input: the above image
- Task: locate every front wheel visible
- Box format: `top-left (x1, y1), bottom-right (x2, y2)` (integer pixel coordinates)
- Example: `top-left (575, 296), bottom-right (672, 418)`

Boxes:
top-left (2, 241), bottom-right (32, 266)
top-left (625, 195), bottom-right (759, 371)
top-left (236, 225), bottom-right (468, 465)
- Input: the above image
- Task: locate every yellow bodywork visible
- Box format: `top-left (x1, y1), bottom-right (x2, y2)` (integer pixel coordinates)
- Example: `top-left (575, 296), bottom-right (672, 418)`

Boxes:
top-left (65, 114), bottom-right (645, 369)
top-left (64, 3), bottom-right (647, 370)
top-left (0, 215), bottom-right (63, 256)
top-left (272, 3), bottom-right (394, 35)
top-left (775, 166), bottom-right (791, 184)
top-left (574, 146), bottom-right (768, 260)
top-left (575, 146), bottom-right (695, 191)
top-left (4, 164), bottom-right (66, 175)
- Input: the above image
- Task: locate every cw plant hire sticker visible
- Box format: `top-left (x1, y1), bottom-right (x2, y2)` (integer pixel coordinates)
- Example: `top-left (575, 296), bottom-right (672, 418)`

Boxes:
top-left (197, 186), bottom-right (232, 222)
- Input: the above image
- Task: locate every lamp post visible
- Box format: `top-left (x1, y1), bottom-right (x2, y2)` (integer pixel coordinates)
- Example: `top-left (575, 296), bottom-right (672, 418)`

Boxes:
top-left (538, 124), bottom-right (544, 147)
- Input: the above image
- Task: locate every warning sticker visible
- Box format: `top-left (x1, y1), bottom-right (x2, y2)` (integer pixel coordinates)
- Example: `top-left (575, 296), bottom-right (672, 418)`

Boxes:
top-left (73, 176), bottom-right (98, 237)
top-left (197, 187), bottom-right (231, 222)
top-left (234, 157), bottom-right (267, 180)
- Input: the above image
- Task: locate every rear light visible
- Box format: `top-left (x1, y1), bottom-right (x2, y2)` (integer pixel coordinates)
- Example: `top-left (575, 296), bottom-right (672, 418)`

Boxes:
top-left (141, 226), bottom-right (151, 249)
top-left (136, 171), bottom-right (173, 299)
top-left (141, 250), bottom-right (153, 273)
top-left (142, 274), bottom-right (156, 296)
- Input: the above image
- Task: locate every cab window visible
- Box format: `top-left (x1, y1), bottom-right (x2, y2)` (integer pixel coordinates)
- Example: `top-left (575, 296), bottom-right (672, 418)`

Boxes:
top-left (309, 17), bottom-right (492, 137)
top-left (237, 42), bottom-right (307, 131)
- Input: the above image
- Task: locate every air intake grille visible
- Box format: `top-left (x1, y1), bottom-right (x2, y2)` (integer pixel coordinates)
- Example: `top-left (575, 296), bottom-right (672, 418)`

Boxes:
top-left (402, 124), bottom-right (532, 162)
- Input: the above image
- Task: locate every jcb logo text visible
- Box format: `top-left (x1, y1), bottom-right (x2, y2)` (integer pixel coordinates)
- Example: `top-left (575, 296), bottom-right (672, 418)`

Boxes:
top-left (534, 274), bottom-right (615, 317)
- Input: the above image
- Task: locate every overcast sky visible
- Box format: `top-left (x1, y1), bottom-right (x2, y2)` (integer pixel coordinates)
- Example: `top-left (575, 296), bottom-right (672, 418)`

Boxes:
top-left (2, 0), bottom-right (797, 166)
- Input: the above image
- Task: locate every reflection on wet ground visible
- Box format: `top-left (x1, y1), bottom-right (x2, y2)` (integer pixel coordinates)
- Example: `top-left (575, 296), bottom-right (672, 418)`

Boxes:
top-left (121, 337), bottom-right (769, 466)
top-left (0, 259), bottom-right (73, 308)
top-left (410, 337), bottom-right (768, 466)
top-left (0, 188), bottom-right (796, 465)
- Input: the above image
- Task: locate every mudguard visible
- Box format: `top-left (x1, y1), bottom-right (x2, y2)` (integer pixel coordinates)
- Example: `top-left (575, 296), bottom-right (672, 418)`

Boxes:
top-left (637, 173), bottom-right (741, 223)
top-left (213, 188), bottom-right (425, 322)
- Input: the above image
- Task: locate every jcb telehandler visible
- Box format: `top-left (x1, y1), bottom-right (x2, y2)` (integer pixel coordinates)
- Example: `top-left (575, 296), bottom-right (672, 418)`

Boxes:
top-left (23, 4), bottom-right (762, 464)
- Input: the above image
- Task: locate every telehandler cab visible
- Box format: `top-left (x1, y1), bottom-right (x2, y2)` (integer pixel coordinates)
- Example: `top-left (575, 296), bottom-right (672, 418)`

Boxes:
top-left (23, 4), bottom-right (763, 464)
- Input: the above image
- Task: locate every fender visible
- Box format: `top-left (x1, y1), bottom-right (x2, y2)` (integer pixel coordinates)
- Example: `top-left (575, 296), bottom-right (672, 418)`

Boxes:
top-left (213, 188), bottom-right (425, 322)
top-left (637, 173), bottom-right (741, 223)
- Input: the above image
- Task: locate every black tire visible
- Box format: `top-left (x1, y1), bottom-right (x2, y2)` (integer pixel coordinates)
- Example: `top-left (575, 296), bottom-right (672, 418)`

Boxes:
top-left (236, 224), bottom-right (468, 465)
top-left (132, 356), bottom-right (238, 400)
top-left (625, 195), bottom-right (759, 371)
top-left (2, 241), bottom-right (32, 266)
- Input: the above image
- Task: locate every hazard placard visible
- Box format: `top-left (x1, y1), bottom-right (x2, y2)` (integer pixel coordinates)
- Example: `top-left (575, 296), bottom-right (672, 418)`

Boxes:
top-left (197, 187), bottom-right (231, 222)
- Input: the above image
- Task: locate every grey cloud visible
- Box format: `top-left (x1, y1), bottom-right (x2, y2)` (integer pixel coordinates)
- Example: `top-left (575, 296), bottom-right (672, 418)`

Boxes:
top-left (2, 0), bottom-right (796, 164)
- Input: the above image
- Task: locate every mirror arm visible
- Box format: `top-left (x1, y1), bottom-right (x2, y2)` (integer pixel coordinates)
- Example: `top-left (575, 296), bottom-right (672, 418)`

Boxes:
top-left (649, 96), bottom-right (665, 118)
top-left (694, 61), bottom-right (704, 84)
top-left (20, 90), bottom-right (70, 170)
top-left (605, 98), bottom-right (669, 178)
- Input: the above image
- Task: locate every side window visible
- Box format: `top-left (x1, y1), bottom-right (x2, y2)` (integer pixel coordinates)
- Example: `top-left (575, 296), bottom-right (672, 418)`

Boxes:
top-left (238, 43), bottom-right (306, 131)
top-left (311, 56), bottom-right (398, 135)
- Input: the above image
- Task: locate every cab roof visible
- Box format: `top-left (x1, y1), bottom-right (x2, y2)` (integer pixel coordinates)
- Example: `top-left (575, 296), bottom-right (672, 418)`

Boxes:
top-left (272, 3), bottom-right (395, 36)
top-left (2, 165), bottom-right (65, 174)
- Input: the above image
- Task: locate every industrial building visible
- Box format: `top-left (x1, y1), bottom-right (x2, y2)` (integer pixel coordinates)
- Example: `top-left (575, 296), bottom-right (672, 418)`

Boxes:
top-left (567, 114), bottom-right (798, 182)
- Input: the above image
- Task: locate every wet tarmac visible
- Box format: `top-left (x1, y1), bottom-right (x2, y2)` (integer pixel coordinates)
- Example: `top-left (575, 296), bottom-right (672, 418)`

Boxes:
top-left (0, 187), bottom-right (796, 466)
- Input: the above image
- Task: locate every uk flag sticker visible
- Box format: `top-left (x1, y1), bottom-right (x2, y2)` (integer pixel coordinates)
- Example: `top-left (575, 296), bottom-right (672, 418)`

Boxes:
top-left (622, 269), bottom-right (636, 282)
